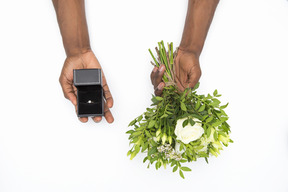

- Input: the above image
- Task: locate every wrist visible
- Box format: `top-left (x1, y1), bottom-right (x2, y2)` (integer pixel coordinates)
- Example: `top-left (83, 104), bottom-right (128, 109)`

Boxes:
top-left (178, 45), bottom-right (201, 58)
top-left (65, 46), bottom-right (91, 57)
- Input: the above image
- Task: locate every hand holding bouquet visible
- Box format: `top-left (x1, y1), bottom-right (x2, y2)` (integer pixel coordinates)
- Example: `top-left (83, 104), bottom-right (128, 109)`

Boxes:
top-left (126, 41), bottom-right (232, 179)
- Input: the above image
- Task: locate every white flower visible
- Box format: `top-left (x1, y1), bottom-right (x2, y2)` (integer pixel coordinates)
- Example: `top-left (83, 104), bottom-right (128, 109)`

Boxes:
top-left (218, 133), bottom-right (230, 146)
top-left (213, 140), bottom-right (223, 150)
top-left (198, 137), bottom-right (209, 152)
top-left (207, 128), bottom-right (215, 143)
top-left (174, 117), bottom-right (204, 144)
top-left (175, 142), bottom-right (185, 154)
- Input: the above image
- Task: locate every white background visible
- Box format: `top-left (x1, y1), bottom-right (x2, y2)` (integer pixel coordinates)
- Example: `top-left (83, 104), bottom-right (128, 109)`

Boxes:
top-left (0, 0), bottom-right (288, 191)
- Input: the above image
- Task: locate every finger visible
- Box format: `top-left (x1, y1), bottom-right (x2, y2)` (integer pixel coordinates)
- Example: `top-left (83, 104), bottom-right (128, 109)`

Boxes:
top-left (150, 66), bottom-right (158, 84)
top-left (154, 82), bottom-right (165, 96)
top-left (92, 116), bottom-right (102, 123)
top-left (59, 76), bottom-right (77, 106)
top-left (74, 103), bottom-right (88, 123)
top-left (175, 76), bottom-right (186, 92)
top-left (104, 102), bottom-right (114, 123)
top-left (79, 117), bottom-right (88, 123)
top-left (153, 65), bottom-right (165, 89)
top-left (187, 69), bottom-right (202, 89)
top-left (102, 73), bottom-right (113, 108)
top-left (187, 78), bottom-right (200, 89)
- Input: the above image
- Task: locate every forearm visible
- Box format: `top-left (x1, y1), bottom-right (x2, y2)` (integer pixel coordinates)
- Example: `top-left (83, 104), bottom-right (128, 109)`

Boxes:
top-left (180, 0), bottom-right (219, 56)
top-left (52, 0), bottom-right (90, 57)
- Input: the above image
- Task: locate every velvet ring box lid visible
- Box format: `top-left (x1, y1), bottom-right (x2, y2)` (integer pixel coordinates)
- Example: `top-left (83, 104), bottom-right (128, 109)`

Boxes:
top-left (73, 69), bottom-right (104, 117)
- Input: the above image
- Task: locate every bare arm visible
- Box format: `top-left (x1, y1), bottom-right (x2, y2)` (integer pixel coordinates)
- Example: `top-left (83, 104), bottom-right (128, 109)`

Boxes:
top-left (179, 0), bottom-right (219, 56)
top-left (151, 0), bottom-right (219, 95)
top-left (52, 0), bottom-right (91, 56)
top-left (52, 0), bottom-right (114, 123)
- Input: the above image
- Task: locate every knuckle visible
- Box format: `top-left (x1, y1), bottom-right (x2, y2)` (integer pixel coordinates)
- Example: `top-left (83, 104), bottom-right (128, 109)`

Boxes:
top-left (198, 69), bottom-right (202, 78)
top-left (59, 76), bottom-right (62, 84)
top-left (63, 93), bottom-right (68, 99)
top-left (154, 89), bottom-right (161, 96)
top-left (104, 89), bottom-right (111, 95)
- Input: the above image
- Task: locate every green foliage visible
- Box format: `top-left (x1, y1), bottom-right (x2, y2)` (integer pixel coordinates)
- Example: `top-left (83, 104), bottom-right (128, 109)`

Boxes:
top-left (126, 41), bottom-right (232, 179)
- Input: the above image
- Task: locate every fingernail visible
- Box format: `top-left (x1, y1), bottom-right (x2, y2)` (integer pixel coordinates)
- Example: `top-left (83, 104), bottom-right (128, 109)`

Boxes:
top-left (159, 65), bottom-right (165, 72)
top-left (153, 67), bottom-right (158, 72)
top-left (157, 83), bottom-right (164, 90)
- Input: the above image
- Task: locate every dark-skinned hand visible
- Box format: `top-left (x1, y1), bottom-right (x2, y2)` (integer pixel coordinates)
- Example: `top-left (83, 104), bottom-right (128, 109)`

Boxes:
top-left (151, 49), bottom-right (201, 96)
top-left (59, 50), bottom-right (114, 123)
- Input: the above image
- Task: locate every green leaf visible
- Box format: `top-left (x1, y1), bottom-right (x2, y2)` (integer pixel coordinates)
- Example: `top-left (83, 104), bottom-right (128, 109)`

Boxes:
top-left (151, 96), bottom-right (159, 104)
top-left (179, 170), bottom-right (185, 179)
top-left (130, 151), bottom-right (137, 160)
top-left (155, 96), bottom-right (163, 101)
top-left (207, 127), bottom-right (212, 137)
top-left (148, 120), bottom-right (156, 128)
top-left (207, 94), bottom-right (213, 99)
top-left (191, 114), bottom-right (202, 120)
top-left (198, 104), bottom-right (205, 112)
top-left (192, 82), bottom-right (200, 90)
top-left (206, 116), bottom-right (213, 123)
top-left (211, 98), bottom-right (221, 107)
top-left (189, 118), bottom-right (195, 126)
top-left (128, 119), bottom-right (136, 127)
top-left (213, 89), bottom-right (218, 97)
top-left (143, 157), bottom-right (148, 163)
top-left (126, 130), bottom-right (134, 134)
top-left (180, 89), bottom-right (188, 100)
top-left (198, 152), bottom-right (208, 157)
top-left (213, 131), bottom-right (218, 141)
top-left (182, 119), bottom-right (189, 128)
top-left (181, 102), bottom-right (187, 111)
top-left (137, 115), bottom-right (143, 122)
top-left (160, 114), bottom-right (168, 119)
top-left (181, 167), bottom-right (191, 172)
top-left (131, 131), bottom-right (142, 137)
top-left (136, 126), bottom-right (144, 131)
top-left (205, 157), bottom-right (209, 164)
top-left (212, 121), bottom-right (222, 127)
top-left (220, 103), bottom-right (229, 109)
top-left (134, 145), bottom-right (140, 153)
top-left (173, 166), bottom-right (178, 172)
top-left (195, 100), bottom-right (201, 110)
top-left (180, 143), bottom-right (184, 151)
top-left (148, 146), bottom-right (157, 156)
top-left (141, 142), bottom-right (148, 152)
top-left (156, 161), bottom-right (161, 170)
top-left (145, 130), bottom-right (152, 137)
top-left (179, 159), bottom-right (187, 163)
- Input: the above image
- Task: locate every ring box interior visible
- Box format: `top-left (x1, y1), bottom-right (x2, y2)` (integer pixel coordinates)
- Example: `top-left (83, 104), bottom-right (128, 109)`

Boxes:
top-left (73, 69), bottom-right (104, 117)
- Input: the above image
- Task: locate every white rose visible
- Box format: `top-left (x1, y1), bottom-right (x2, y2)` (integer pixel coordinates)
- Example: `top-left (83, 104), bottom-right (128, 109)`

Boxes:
top-left (174, 117), bottom-right (204, 144)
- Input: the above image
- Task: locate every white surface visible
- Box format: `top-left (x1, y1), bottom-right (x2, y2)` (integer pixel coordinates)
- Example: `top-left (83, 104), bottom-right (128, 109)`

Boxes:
top-left (0, 0), bottom-right (288, 191)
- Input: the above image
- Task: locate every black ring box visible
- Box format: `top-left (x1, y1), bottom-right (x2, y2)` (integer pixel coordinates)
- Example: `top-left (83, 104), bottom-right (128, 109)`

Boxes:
top-left (73, 69), bottom-right (104, 117)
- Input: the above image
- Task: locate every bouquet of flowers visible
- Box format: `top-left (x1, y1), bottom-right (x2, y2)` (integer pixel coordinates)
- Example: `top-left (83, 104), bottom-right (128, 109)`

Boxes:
top-left (126, 41), bottom-right (232, 179)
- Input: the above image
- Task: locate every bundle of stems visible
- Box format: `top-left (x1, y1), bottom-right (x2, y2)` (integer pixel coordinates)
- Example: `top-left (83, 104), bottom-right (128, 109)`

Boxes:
top-left (149, 41), bottom-right (176, 87)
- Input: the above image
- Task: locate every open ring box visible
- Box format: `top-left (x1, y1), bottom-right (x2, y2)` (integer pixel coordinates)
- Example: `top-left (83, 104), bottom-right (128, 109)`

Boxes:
top-left (73, 69), bottom-right (104, 117)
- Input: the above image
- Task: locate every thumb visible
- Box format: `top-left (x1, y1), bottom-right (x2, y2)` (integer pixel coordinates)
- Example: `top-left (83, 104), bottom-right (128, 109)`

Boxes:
top-left (67, 93), bottom-right (77, 106)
